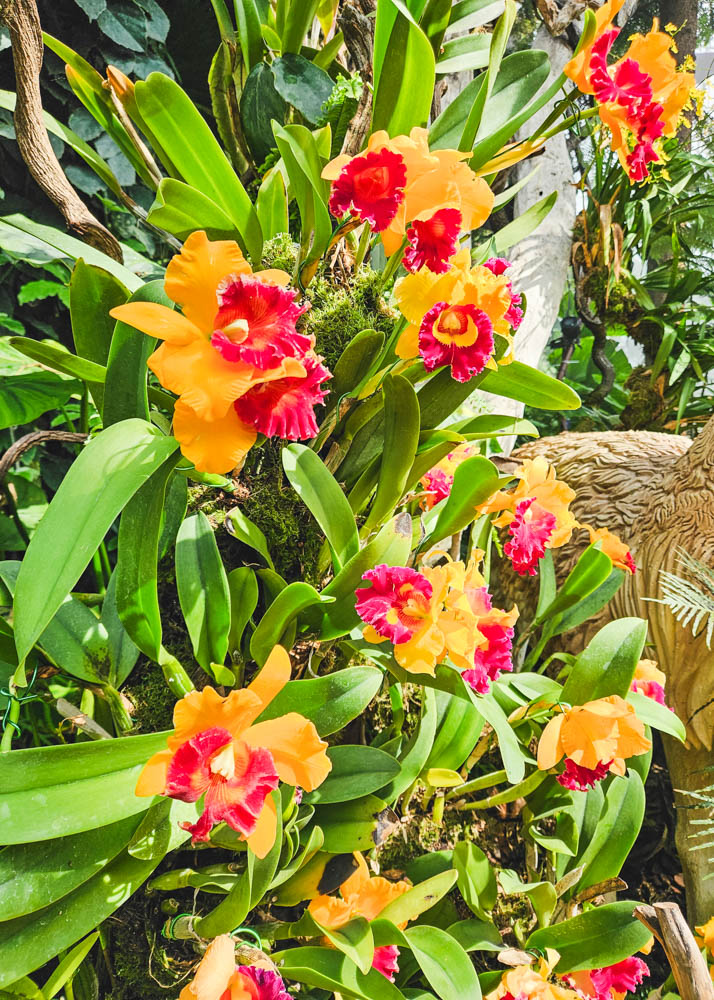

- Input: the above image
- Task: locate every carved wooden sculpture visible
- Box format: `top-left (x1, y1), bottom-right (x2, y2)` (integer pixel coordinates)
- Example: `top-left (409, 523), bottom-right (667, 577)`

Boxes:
top-left (503, 421), bottom-right (714, 922)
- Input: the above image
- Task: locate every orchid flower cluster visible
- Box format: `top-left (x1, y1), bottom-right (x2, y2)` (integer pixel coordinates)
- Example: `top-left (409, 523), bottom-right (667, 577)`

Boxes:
top-left (486, 948), bottom-right (650, 1000)
top-left (110, 232), bottom-right (331, 474)
top-left (179, 936), bottom-right (290, 1000)
top-left (565, 0), bottom-right (700, 181)
top-left (355, 555), bottom-right (519, 693)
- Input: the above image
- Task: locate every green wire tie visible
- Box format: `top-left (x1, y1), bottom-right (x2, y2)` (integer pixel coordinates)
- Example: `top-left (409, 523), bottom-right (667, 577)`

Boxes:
top-left (162, 912), bottom-right (195, 940)
top-left (1, 665), bottom-right (39, 736)
top-left (231, 926), bottom-right (263, 950)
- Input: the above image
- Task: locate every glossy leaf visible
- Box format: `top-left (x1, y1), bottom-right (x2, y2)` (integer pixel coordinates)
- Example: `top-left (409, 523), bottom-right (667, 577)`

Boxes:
top-left (272, 53), bottom-right (335, 124)
top-left (256, 168), bottom-right (289, 240)
top-left (422, 456), bottom-right (499, 548)
top-left (234, 0), bottom-right (263, 70)
top-left (380, 869), bottom-right (458, 926)
top-left (227, 566), bottom-right (259, 657)
top-left (363, 375), bottom-right (420, 531)
top-left (382, 687), bottom-right (437, 801)
top-left (479, 360), bottom-right (581, 410)
top-left (176, 513), bottom-right (231, 675)
top-left (314, 794), bottom-right (391, 852)
top-left (0, 370), bottom-right (81, 431)
top-left (561, 618), bottom-right (648, 705)
top-left (550, 568), bottom-right (624, 637)
top-left (226, 508), bottom-right (276, 569)
top-left (101, 570), bottom-right (140, 687)
top-left (535, 545), bottom-right (613, 623)
top-left (526, 901), bottom-right (653, 973)
top-left (13, 420), bottom-right (179, 667)
top-left (492, 191), bottom-right (557, 253)
top-left (134, 73), bottom-right (262, 262)
top-left (282, 444), bottom-right (359, 569)
top-left (436, 32), bottom-right (490, 73)
top-left (626, 690), bottom-right (685, 741)
top-left (314, 915), bottom-right (375, 976)
top-left (258, 665), bottom-right (382, 736)
top-left (69, 259), bottom-right (129, 410)
top-left (372, 0), bottom-right (435, 135)
top-left (8, 336), bottom-right (107, 384)
top-left (453, 841), bottom-right (497, 921)
top-left (405, 925), bottom-right (482, 1000)
top-left (271, 946), bottom-right (405, 1000)
top-left (425, 688), bottom-right (484, 772)
top-left (147, 178), bottom-right (238, 240)
top-left (457, 2), bottom-right (515, 149)
top-left (305, 745), bottom-right (401, 804)
top-left (576, 770), bottom-right (645, 892)
top-left (250, 581), bottom-right (327, 666)
top-left (272, 122), bottom-right (331, 269)
top-left (241, 62), bottom-right (288, 166)
top-left (331, 329), bottom-right (386, 400)
top-left (498, 869), bottom-right (556, 927)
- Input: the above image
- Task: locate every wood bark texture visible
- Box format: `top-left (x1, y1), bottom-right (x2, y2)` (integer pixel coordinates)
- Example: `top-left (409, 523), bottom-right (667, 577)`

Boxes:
top-left (0, 0), bottom-right (123, 261)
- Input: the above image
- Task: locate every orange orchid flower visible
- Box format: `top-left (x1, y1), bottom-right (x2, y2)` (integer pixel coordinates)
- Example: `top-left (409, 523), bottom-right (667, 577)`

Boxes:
top-left (696, 915), bottom-right (714, 955)
top-left (309, 853), bottom-right (411, 981)
top-left (486, 949), bottom-right (580, 999)
top-left (419, 442), bottom-right (479, 510)
top-left (563, 0), bottom-right (626, 94)
top-left (136, 646), bottom-right (331, 856)
top-left (631, 658), bottom-right (667, 705)
top-left (179, 935), bottom-right (291, 1000)
top-left (110, 232), bottom-right (330, 473)
top-left (583, 524), bottom-right (636, 574)
top-left (537, 694), bottom-right (651, 789)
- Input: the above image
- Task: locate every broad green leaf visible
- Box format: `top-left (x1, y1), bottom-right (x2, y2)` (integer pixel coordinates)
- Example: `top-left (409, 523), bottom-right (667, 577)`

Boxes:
top-left (42, 933), bottom-right (100, 1000)
top-left (13, 420), bottom-right (179, 667)
top-left (550, 568), bottom-right (624, 637)
top-left (492, 191), bottom-right (557, 253)
top-left (272, 53), bottom-right (335, 124)
top-left (422, 455), bottom-right (499, 547)
top-left (104, 280), bottom-right (172, 426)
top-left (561, 618), bottom-right (647, 705)
top-left (227, 566), bottom-right (259, 657)
top-left (271, 946), bottom-right (405, 1000)
top-left (134, 73), bottom-right (262, 262)
top-left (453, 841), bottom-right (497, 921)
top-left (331, 329), bottom-right (386, 400)
top-left (241, 63), bottom-right (288, 166)
top-left (535, 545), bottom-right (613, 623)
top-left (116, 452), bottom-right (181, 661)
top-left (0, 821), bottom-right (190, 989)
top-left (8, 337), bottom-right (106, 384)
top-left (309, 514), bottom-right (413, 639)
top-left (69, 259), bottom-right (129, 411)
top-left (457, 1), bottom-right (515, 149)
top-left (436, 32), bottom-right (491, 73)
top-left (363, 375), bottom-right (420, 531)
top-left (314, 794), bottom-right (391, 852)
top-left (626, 690), bottom-right (685, 741)
top-left (470, 689), bottom-right (525, 783)
top-left (226, 508), bottom-right (275, 569)
top-left (304, 745), bottom-right (401, 804)
top-left (381, 687), bottom-right (437, 801)
top-left (234, 0), bottom-right (263, 70)
top-left (0, 370), bottom-right (80, 430)
top-left (576, 770), bottom-right (645, 891)
top-left (314, 915), bottom-right (374, 976)
top-left (250, 581), bottom-right (327, 666)
top-left (256, 169), bottom-right (289, 240)
top-left (176, 513), bottom-right (231, 675)
top-left (372, 0), bottom-right (435, 135)
top-left (101, 570), bottom-right (140, 687)
top-left (450, 413), bottom-right (539, 439)
top-left (272, 122), bottom-right (331, 269)
top-left (526, 901), bottom-right (653, 973)
top-left (425, 688), bottom-right (484, 772)
top-left (257, 665), bottom-right (383, 736)
top-left (147, 178), bottom-right (238, 240)
top-left (282, 444), bottom-right (359, 569)
top-left (405, 925), bottom-right (482, 1000)
top-left (380, 869), bottom-right (458, 926)
top-left (479, 360), bottom-right (580, 410)
top-left (0, 214), bottom-right (144, 291)
top-left (498, 869), bottom-right (556, 927)
top-left (0, 816), bottom-right (141, 920)
top-left (446, 918), bottom-right (503, 953)
top-left (280, 0), bottom-right (320, 53)
top-left (418, 367), bottom-right (488, 430)
top-left (0, 731), bottom-right (166, 843)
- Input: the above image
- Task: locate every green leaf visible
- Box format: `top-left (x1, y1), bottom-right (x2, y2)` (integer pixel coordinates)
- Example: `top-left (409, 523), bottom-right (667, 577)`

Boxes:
top-left (226, 508), bottom-right (275, 569)
top-left (304, 745), bottom-right (401, 804)
top-left (0, 816), bottom-right (140, 920)
top-left (626, 690), bottom-right (685, 741)
top-left (134, 73), bottom-right (262, 262)
top-left (363, 375), bottom-right (420, 531)
top-left (279, 0), bottom-right (320, 53)
top-left (535, 545), bottom-right (613, 623)
top-left (147, 178), bottom-right (238, 240)
top-left (446, 918), bottom-right (503, 953)
top-left (380, 869), bottom-right (458, 926)
top-left (436, 32), bottom-right (491, 73)
top-left (257, 665), bottom-right (383, 736)
top-left (271, 946), bottom-right (406, 1000)
top-left (241, 62), bottom-right (288, 166)
top-left (314, 915), bottom-right (375, 976)
top-left (0, 731), bottom-right (166, 843)
top-left (550, 569), bottom-right (624, 637)
top-left (0, 371), bottom-right (80, 430)
top-left (272, 122), bottom-right (331, 269)
top-left (453, 841), bottom-right (497, 921)
top-left (234, 0), bottom-right (263, 70)
top-left (470, 688), bottom-right (525, 782)
top-left (13, 420), bottom-right (179, 667)
top-left (525, 901), bottom-right (653, 973)
top-left (42, 933), bottom-right (100, 1000)
top-left (227, 566), bottom-right (259, 657)
top-left (309, 513), bottom-right (413, 640)
top-left (116, 452), bottom-right (180, 661)
top-left (176, 513), bottom-right (231, 675)
top-left (561, 618), bottom-right (648, 705)
top-left (498, 869), bottom-right (556, 927)
top-left (372, 0), bottom-right (435, 135)
top-left (457, 1), bottom-right (515, 149)
top-left (422, 456), bottom-right (499, 548)
top-left (450, 413), bottom-right (539, 439)
top-left (404, 925), bottom-right (482, 1000)
top-left (430, 50), bottom-right (548, 151)
top-left (314, 794), bottom-right (391, 852)
top-left (576, 770), bottom-right (645, 892)
top-left (478, 360), bottom-right (581, 410)
top-left (104, 280), bottom-right (172, 426)
top-left (101, 570), bottom-right (140, 687)
top-left (69, 259), bottom-right (129, 411)
top-left (256, 169), bottom-right (289, 240)
top-left (382, 687), bottom-right (437, 801)
top-left (492, 191), bottom-right (557, 254)
top-left (282, 444), bottom-right (359, 570)
top-left (272, 53), bottom-right (335, 124)
top-left (250, 581), bottom-right (327, 666)
top-left (417, 367), bottom-right (488, 430)
top-left (8, 337), bottom-right (106, 384)
top-left (425, 688), bottom-right (484, 772)
top-left (331, 329), bottom-right (386, 399)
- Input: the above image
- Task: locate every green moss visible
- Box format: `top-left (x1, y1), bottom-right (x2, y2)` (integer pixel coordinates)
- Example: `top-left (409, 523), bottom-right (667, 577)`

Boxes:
top-left (108, 895), bottom-right (195, 1000)
top-left (260, 233), bottom-right (299, 275)
top-left (620, 366), bottom-right (666, 429)
top-left (123, 657), bottom-right (178, 733)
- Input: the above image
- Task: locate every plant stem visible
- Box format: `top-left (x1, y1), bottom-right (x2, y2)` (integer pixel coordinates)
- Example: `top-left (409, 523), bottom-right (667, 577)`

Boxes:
top-left (450, 769), bottom-right (547, 812)
top-left (1, 696), bottom-right (20, 752)
top-left (92, 551), bottom-right (106, 596)
top-left (445, 768), bottom-right (507, 801)
top-left (353, 223), bottom-right (371, 271)
top-left (379, 239), bottom-right (407, 289)
top-left (159, 647), bottom-right (195, 697)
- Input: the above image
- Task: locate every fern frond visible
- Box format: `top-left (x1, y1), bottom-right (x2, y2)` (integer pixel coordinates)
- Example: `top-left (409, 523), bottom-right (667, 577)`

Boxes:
top-left (646, 547), bottom-right (714, 649)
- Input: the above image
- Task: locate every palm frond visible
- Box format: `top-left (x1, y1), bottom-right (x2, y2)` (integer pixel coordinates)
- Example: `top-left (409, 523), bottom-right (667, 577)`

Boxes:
top-left (646, 547), bottom-right (714, 649)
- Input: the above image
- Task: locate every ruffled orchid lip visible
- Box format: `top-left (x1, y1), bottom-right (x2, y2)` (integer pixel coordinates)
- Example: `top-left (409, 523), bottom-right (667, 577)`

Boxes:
top-left (329, 147), bottom-right (407, 232)
top-left (556, 758), bottom-right (612, 791)
top-left (355, 564), bottom-right (433, 645)
top-left (418, 301), bottom-right (495, 382)
top-left (404, 208), bottom-right (462, 274)
top-left (503, 497), bottom-right (557, 576)
top-left (234, 354), bottom-right (331, 441)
